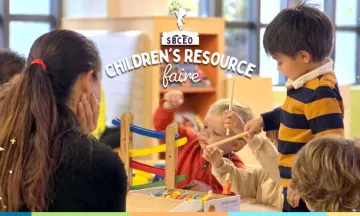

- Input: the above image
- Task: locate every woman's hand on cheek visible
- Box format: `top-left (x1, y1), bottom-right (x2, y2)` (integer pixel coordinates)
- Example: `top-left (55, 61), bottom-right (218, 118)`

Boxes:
top-left (77, 94), bottom-right (99, 134)
top-left (90, 93), bottom-right (100, 127)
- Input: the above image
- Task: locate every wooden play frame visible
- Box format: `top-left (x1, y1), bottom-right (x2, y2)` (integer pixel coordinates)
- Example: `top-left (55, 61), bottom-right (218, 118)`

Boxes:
top-left (119, 112), bottom-right (279, 212)
top-left (119, 112), bottom-right (179, 189)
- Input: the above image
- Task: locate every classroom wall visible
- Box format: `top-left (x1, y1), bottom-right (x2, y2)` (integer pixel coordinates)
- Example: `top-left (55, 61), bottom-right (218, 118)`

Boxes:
top-left (62, 0), bottom-right (107, 17)
top-left (348, 87), bottom-right (360, 138)
top-left (273, 87), bottom-right (360, 138)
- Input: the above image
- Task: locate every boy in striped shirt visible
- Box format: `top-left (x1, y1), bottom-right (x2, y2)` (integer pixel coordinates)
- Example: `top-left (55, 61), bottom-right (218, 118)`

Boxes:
top-left (245, 1), bottom-right (344, 212)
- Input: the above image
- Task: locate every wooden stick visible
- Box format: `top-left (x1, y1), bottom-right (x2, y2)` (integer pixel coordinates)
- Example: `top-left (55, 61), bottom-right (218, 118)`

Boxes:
top-left (206, 132), bottom-right (248, 149)
top-left (226, 80), bottom-right (235, 136)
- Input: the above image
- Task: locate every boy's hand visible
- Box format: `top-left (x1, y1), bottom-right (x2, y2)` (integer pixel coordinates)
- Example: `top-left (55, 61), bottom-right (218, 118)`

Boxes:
top-left (77, 93), bottom-right (99, 134)
top-left (184, 180), bottom-right (212, 192)
top-left (223, 110), bottom-right (245, 135)
top-left (163, 90), bottom-right (184, 109)
top-left (244, 117), bottom-right (264, 140)
top-left (287, 180), bottom-right (300, 208)
top-left (202, 147), bottom-right (224, 168)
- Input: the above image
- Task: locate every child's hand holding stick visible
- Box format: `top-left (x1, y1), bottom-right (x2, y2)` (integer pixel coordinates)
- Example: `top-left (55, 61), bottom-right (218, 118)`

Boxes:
top-left (202, 146), bottom-right (224, 168)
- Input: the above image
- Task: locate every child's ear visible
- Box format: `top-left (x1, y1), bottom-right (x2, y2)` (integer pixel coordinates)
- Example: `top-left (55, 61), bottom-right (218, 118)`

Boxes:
top-left (298, 51), bottom-right (311, 64)
top-left (231, 139), bottom-right (246, 152)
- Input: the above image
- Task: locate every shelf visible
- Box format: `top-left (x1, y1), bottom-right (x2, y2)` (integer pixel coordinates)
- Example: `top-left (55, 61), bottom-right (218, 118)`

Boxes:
top-left (160, 87), bottom-right (216, 94)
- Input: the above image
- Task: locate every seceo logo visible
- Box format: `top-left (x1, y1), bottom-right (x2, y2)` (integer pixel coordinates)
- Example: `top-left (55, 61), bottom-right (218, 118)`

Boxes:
top-left (161, 0), bottom-right (199, 46)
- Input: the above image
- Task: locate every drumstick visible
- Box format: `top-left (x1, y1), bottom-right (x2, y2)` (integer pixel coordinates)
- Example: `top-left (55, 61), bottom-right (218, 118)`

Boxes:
top-left (206, 132), bottom-right (248, 149)
top-left (226, 80), bottom-right (235, 136)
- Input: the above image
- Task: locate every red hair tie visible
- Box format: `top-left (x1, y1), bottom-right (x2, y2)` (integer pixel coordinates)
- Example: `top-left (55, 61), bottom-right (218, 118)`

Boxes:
top-left (31, 59), bottom-right (46, 71)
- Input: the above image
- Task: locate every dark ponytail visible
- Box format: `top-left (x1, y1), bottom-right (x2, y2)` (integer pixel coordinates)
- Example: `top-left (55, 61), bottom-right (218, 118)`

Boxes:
top-left (0, 62), bottom-right (57, 211)
top-left (0, 30), bottom-right (101, 211)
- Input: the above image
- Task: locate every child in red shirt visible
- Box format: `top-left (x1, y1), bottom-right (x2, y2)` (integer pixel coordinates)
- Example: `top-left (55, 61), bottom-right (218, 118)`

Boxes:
top-left (153, 90), bottom-right (254, 194)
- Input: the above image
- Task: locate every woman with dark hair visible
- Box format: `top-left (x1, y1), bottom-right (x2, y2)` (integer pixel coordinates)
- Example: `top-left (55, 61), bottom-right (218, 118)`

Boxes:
top-left (0, 30), bottom-right (127, 212)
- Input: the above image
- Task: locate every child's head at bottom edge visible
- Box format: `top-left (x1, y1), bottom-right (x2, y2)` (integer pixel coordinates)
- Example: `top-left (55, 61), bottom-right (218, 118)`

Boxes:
top-left (292, 135), bottom-right (360, 212)
top-left (198, 98), bottom-right (254, 154)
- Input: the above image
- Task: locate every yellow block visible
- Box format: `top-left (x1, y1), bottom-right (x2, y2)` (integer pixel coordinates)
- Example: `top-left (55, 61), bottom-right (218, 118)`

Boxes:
top-left (130, 137), bottom-right (187, 157)
top-left (132, 176), bottom-right (149, 185)
top-left (134, 169), bottom-right (153, 180)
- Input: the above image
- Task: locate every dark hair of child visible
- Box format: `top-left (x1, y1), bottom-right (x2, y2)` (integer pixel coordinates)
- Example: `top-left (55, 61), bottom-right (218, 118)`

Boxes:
top-left (0, 49), bottom-right (25, 84)
top-left (263, 0), bottom-right (334, 62)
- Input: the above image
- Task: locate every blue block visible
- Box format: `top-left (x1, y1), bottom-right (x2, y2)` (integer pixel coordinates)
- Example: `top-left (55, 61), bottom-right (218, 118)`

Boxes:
top-left (153, 164), bottom-right (165, 182)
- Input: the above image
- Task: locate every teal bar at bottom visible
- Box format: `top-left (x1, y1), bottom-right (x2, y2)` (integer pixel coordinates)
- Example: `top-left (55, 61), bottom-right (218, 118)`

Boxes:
top-left (0, 214), bottom-right (31, 216)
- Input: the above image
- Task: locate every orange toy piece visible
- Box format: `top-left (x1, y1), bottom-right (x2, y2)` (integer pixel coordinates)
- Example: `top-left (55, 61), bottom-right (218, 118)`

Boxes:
top-left (222, 173), bottom-right (232, 195)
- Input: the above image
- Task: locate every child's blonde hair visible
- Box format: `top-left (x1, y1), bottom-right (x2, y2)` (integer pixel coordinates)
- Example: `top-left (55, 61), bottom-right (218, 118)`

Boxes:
top-left (292, 135), bottom-right (360, 212)
top-left (209, 99), bottom-right (254, 124)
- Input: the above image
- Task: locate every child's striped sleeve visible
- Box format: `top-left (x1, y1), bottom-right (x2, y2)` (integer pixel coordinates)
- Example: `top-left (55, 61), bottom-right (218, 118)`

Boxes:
top-left (304, 86), bottom-right (344, 137)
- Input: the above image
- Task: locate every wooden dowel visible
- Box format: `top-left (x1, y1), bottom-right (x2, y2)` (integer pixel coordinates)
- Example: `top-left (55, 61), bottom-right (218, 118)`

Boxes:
top-left (206, 132), bottom-right (248, 149)
top-left (226, 80), bottom-right (235, 136)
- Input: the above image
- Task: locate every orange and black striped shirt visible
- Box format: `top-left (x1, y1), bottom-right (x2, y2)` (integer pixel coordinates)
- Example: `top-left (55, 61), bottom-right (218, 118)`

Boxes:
top-left (261, 72), bottom-right (344, 188)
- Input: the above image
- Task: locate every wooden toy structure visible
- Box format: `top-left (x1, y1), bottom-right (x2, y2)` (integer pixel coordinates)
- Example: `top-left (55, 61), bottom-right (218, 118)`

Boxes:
top-left (114, 113), bottom-right (278, 212)
top-left (112, 113), bottom-right (187, 190)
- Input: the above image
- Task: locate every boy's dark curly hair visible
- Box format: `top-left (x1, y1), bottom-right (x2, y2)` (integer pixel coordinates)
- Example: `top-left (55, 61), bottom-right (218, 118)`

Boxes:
top-left (263, 0), bottom-right (334, 62)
